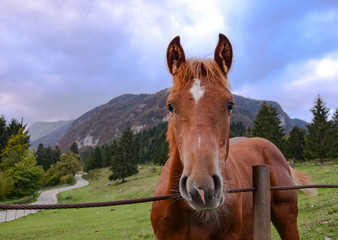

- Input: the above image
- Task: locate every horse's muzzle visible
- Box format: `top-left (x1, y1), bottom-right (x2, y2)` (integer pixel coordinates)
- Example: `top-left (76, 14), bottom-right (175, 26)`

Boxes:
top-left (179, 174), bottom-right (224, 211)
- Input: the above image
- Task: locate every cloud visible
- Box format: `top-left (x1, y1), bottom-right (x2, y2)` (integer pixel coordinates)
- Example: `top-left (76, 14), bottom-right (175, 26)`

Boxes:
top-left (287, 56), bottom-right (338, 88)
top-left (233, 53), bottom-right (338, 122)
top-left (282, 54), bottom-right (338, 118)
top-left (0, 0), bottom-right (337, 125)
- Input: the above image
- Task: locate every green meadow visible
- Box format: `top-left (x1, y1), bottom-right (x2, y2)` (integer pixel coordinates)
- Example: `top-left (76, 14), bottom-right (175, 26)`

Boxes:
top-left (0, 161), bottom-right (336, 240)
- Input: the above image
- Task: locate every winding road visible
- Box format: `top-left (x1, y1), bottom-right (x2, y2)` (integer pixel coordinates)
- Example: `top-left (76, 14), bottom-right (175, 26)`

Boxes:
top-left (0, 174), bottom-right (89, 223)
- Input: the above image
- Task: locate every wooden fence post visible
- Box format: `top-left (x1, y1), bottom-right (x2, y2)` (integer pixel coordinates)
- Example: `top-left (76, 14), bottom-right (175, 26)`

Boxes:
top-left (253, 165), bottom-right (271, 240)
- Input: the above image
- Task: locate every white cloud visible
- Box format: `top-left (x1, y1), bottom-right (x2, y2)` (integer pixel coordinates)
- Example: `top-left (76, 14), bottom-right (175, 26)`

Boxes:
top-left (287, 55), bottom-right (338, 88)
top-left (123, 0), bottom-right (229, 57)
top-left (233, 53), bottom-right (338, 122)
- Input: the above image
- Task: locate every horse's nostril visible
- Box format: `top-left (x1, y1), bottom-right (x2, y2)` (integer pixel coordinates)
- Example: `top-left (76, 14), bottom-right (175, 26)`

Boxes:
top-left (179, 176), bottom-right (190, 199)
top-left (181, 175), bottom-right (188, 187)
top-left (212, 174), bottom-right (222, 196)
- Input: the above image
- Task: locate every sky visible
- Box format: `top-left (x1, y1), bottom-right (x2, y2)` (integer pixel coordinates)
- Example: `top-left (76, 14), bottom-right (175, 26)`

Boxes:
top-left (0, 0), bottom-right (337, 126)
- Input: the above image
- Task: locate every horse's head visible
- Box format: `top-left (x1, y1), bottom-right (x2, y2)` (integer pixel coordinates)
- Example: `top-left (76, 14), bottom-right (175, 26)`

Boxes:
top-left (166, 34), bottom-right (234, 211)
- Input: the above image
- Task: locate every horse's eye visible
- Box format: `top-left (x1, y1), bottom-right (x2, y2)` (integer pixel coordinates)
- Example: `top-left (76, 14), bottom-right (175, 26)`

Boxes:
top-left (227, 102), bottom-right (234, 112)
top-left (167, 103), bottom-right (174, 113)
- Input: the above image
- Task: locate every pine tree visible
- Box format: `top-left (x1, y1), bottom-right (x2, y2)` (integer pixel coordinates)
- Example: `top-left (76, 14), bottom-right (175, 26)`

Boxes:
top-left (304, 96), bottom-right (331, 165)
top-left (84, 149), bottom-right (93, 172)
top-left (152, 132), bottom-right (169, 165)
top-left (251, 102), bottom-right (285, 151)
top-left (230, 122), bottom-right (246, 138)
top-left (36, 144), bottom-right (61, 171)
top-left (85, 147), bottom-right (101, 171)
top-left (92, 147), bottom-right (102, 169)
top-left (70, 142), bottom-right (79, 154)
top-left (330, 109), bottom-right (338, 158)
top-left (109, 128), bottom-right (139, 182)
top-left (287, 126), bottom-right (306, 161)
top-left (0, 116), bottom-right (7, 160)
top-left (53, 146), bottom-right (62, 164)
top-left (100, 145), bottom-right (113, 168)
top-left (36, 144), bottom-right (45, 166)
top-left (138, 122), bottom-right (168, 164)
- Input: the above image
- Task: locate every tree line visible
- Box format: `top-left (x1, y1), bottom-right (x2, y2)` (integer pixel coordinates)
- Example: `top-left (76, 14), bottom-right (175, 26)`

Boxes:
top-left (251, 96), bottom-right (337, 165)
top-left (0, 116), bottom-right (82, 200)
top-left (84, 127), bottom-right (140, 182)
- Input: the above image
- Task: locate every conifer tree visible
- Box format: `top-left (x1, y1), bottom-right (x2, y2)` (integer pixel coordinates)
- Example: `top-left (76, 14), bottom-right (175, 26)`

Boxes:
top-left (70, 142), bottom-right (79, 154)
top-left (152, 132), bottom-right (169, 165)
top-left (251, 102), bottom-right (285, 151)
top-left (287, 126), bottom-right (306, 161)
top-left (109, 128), bottom-right (139, 182)
top-left (138, 122), bottom-right (168, 164)
top-left (329, 109), bottom-right (338, 158)
top-left (85, 146), bottom-right (103, 171)
top-left (91, 147), bottom-right (102, 169)
top-left (230, 122), bottom-right (246, 138)
top-left (304, 96), bottom-right (331, 165)
top-left (100, 145), bottom-right (113, 168)
top-left (36, 144), bottom-right (61, 171)
top-left (36, 144), bottom-right (45, 166)
top-left (0, 116), bottom-right (7, 159)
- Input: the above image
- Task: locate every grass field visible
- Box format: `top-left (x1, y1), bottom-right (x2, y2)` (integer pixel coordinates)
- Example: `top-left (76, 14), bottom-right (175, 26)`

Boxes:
top-left (0, 161), bottom-right (336, 240)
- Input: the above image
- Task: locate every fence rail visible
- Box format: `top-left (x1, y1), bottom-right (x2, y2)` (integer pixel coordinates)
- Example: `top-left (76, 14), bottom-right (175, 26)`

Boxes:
top-left (0, 184), bottom-right (336, 210)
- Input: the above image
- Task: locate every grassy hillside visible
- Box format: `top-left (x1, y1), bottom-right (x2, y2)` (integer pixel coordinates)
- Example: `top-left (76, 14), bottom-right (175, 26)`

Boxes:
top-left (0, 162), bottom-right (336, 240)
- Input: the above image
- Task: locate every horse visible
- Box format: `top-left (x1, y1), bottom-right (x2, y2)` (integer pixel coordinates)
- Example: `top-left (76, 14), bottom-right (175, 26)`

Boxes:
top-left (150, 34), bottom-right (317, 240)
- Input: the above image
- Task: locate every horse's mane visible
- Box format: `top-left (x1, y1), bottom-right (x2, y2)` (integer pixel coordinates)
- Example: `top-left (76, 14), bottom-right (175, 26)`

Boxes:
top-left (167, 58), bottom-right (231, 160)
top-left (170, 58), bottom-right (231, 92)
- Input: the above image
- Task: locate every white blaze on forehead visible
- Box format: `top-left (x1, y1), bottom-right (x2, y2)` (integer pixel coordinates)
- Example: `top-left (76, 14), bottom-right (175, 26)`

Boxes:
top-left (190, 78), bottom-right (205, 104)
top-left (198, 136), bottom-right (201, 149)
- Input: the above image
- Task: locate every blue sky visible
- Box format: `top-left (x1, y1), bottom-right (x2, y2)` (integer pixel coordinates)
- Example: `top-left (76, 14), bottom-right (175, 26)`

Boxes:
top-left (0, 0), bottom-right (337, 126)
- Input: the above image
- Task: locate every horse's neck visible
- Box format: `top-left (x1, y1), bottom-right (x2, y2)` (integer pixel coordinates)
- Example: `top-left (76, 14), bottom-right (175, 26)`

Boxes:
top-left (167, 146), bottom-right (184, 193)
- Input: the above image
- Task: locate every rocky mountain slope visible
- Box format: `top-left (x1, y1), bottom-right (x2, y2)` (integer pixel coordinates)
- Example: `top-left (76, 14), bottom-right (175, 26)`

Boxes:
top-left (57, 90), bottom-right (169, 152)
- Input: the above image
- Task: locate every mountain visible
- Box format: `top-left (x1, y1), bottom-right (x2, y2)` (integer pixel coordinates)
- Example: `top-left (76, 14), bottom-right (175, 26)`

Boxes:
top-left (231, 95), bottom-right (307, 132)
top-left (57, 89), bottom-right (308, 152)
top-left (28, 120), bottom-right (73, 149)
top-left (58, 90), bottom-right (169, 152)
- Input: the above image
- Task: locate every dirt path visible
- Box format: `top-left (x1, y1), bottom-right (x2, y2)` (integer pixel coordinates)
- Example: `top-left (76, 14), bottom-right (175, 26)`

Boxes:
top-left (0, 174), bottom-right (89, 223)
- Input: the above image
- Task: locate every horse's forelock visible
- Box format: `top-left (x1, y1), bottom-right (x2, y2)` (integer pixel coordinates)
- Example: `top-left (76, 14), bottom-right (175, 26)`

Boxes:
top-left (171, 58), bottom-right (231, 92)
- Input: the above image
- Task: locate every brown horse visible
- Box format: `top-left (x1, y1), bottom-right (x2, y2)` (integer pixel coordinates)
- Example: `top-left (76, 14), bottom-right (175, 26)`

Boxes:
top-left (151, 34), bottom-right (316, 240)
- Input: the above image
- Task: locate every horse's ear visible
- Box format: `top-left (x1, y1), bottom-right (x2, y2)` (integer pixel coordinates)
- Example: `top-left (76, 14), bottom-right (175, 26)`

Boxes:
top-left (167, 36), bottom-right (186, 75)
top-left (214, 34), bottom-right (233, 75)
